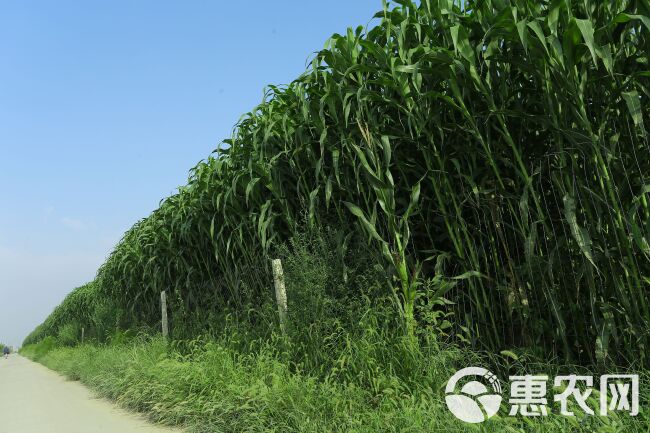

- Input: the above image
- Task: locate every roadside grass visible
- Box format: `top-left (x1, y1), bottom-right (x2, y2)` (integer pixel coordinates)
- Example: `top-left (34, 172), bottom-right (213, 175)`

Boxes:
top-left (21, 336), bottom-right (649, 433)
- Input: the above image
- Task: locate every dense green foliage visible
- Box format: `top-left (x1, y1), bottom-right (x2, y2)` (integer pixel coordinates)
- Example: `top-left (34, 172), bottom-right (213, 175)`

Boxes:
top-left (24, 221), bottom-right (648, 431)
top-left (21, 334), bottom-right (650, 433)
top-left (24, 282), bottom-right (127, 345)
top-left (26, 0), bottom-right (650, 370)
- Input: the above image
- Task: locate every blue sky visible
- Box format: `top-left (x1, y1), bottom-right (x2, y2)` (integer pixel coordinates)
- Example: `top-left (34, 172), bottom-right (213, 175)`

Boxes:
top-left (0, 0), bottom-right (382, 347)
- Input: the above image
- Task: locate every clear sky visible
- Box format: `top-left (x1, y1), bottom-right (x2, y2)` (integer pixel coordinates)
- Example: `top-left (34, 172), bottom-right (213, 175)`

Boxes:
top-left (0, 0), bottom-right (382, 347)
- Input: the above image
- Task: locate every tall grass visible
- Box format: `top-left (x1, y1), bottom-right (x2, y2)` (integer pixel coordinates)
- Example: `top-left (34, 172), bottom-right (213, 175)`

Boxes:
top-left (21, 333), bottom-right (650, 433)
top-left (25, 0), bottom-right (650, 367)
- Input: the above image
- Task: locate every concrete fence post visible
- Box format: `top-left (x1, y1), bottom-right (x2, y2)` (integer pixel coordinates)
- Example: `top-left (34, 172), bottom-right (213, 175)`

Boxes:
top-left (161, 290), bottom-right (169, 339)
top-left (271, 259), bottom-right (288, 333)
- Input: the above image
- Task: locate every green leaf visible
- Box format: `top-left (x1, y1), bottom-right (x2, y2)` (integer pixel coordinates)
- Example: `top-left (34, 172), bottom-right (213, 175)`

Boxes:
top-left (380, 135), bottom-right (392, 168)
top-left (563, 194), bottom-right (598, 269)
top-left (245, 177), bottom-right (260, 206)
top-left (548, 0), bottom-right (563, 35)
top-left (394, 64), bottom-right (418, 73)
top-left (622, 90), bottom-right (645, 133)
top-left (575, 19), bottom-right (598, 66)
top-left (527, 21), bottom-right (548, 55)
top-left (631, 222), bottom-right (650, 255)
top-left (613, 13), bottom-right (650, 32)
top-left (352, 144), bottom-right (391, 190)
top-left (451, 270), bottom-right (482, 280)
top-left (332, 148), bottom-right (341, 184)
top-left (516, 19), bottom-right (528, 53)
top-left (450, 25), bottom-right (475, 65)
top-left (325, 176), bottom-right (333, 209)
top-left (308, 187), bottom-right (320, 226)
top-left (343, 202), bottom-right (386, 244)
top-left (596, 44), bottom-right (613, 75)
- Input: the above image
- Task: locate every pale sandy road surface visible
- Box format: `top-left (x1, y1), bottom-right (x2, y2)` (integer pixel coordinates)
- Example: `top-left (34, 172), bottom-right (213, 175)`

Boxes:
top-left (0, 354), bottom-right (181, 433)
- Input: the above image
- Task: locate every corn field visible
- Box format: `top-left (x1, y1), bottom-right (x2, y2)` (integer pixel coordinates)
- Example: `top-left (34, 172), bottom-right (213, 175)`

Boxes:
top-left (26, 0), bottom-right (650, 366)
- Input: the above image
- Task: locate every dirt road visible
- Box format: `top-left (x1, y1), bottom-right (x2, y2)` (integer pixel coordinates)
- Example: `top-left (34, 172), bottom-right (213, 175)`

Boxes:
top-left (0, 355), bottom-right (180, 433)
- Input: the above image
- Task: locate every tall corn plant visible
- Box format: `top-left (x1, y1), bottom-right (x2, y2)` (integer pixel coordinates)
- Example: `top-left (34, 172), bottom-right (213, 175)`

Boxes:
top-left (343, 127), bottom-right (423, 337)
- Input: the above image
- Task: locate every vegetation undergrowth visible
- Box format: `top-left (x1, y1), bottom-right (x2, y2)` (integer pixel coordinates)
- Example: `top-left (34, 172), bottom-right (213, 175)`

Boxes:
top-left (21, 333), bottom-right (648, 433)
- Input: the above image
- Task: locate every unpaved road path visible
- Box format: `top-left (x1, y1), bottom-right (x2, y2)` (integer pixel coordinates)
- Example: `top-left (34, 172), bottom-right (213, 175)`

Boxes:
top-left (0, 355), bottom-right (181, 433)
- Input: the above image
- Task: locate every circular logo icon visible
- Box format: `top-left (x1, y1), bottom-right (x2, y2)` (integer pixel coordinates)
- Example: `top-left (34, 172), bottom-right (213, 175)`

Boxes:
top-left (445, 367), bottom-right (503, 423)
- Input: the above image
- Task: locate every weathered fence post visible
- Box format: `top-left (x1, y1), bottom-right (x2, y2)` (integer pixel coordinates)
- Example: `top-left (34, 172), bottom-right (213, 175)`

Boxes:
top-left (271, 259), bottom-right (288, 332)
top-left (161, 290), bottom-right (169, 339)
top-left (81, 327), bottom-right (85, 344)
